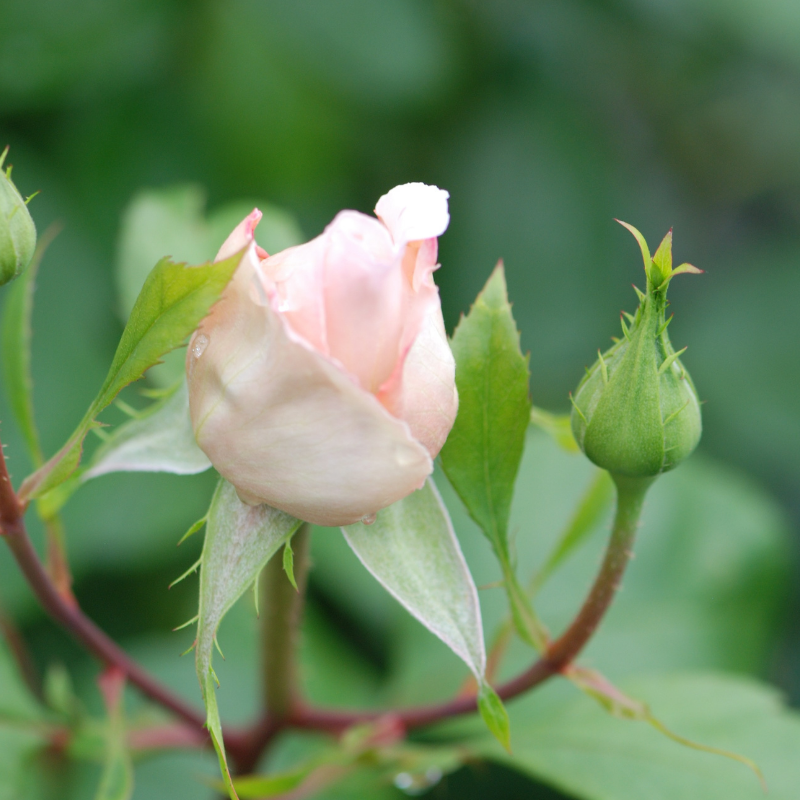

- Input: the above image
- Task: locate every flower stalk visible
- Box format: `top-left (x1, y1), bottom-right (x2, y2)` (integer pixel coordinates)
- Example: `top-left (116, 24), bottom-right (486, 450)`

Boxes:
top-left (261, 524), bottom-right (310, 724)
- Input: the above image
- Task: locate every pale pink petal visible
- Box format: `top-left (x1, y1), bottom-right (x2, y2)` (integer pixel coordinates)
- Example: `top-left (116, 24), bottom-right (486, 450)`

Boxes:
top-left (215, 209), bottom-right (262, 261)
top-left (396, 301), bottom-right (458, 458)
top-left (375, 183), bottom-right (450, 245)
top-left (260, 237), bottom-right (329, 355)
top-left (187, 245), bottom-right (432, 527)
top-left (321, 211), bottom-right (409, 393)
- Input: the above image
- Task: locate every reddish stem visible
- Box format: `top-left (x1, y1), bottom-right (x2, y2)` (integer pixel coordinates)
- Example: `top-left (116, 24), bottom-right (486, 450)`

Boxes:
top-left (0, 441), bottom-right (208, 733)
top-left (0, 424), bottom-right (651, 772)
top-left (288, 475), bottom-right (651, 733)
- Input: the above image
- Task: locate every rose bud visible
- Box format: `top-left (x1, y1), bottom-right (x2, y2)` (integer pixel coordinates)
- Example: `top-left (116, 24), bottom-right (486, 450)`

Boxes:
top-left (187, 183), bottom-right (458, 526)
top-left (570, 223), bottom-right (702, 479)
top-left (0, 147), bottom-right (37, 286)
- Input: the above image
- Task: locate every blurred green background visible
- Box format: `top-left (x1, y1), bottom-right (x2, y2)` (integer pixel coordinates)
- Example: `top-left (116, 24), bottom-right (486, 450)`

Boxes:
top-left (1, 1), bottom-right (799, 798)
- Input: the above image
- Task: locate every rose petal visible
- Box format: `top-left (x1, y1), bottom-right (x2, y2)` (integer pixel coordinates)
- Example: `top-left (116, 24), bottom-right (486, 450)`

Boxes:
top-left (392, 300), bottom-right (458, 458)
top-left (320, 210), bottom-right (412, 393)
top-left (375, 183), bottom-right (450, 244)
top-left (187, 245), bottom-right (433, 527)
top-left (260, 237), bottom-right (329, 355)
top-left (215, 208), bottom-right (262, 261)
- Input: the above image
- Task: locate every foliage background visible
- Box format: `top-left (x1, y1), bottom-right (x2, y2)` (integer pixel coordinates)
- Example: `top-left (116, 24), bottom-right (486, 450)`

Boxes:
top-left (0, 1), bottom-right (798, 797)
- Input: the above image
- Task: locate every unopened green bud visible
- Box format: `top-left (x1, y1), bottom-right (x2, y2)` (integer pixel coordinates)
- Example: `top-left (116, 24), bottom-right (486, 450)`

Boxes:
top-left (570, 222), bottom-right (702, 478)
top-left (0, 147), bottom-right (37, 286)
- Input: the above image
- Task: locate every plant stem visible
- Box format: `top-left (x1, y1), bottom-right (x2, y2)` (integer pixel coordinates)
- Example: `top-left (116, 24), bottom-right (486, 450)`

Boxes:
top-left (262, 524), bottom-right (310, 722)
top-left (291, 474), bottom-right (652, 732)
top-left (43, 514), bottom-right (76, 606)
top-left (543, 474), bottom-right (651, 667)
top-left (0, 436), bottom-right (209, 734)
top-left (232, 526), bottom-right (311, 773)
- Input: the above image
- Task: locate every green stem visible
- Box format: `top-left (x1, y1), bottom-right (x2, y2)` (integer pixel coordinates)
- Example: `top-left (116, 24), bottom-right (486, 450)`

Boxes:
top-left (545, 474), bottom-right (653, 667)
top-left (501, 559), bottom-right (549, 651)
top-left (260, 524), bottom-right (310, 724)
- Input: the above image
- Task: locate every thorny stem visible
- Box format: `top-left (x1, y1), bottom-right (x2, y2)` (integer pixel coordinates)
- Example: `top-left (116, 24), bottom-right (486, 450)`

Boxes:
top-left (0, 419), bottom-right (652, 774)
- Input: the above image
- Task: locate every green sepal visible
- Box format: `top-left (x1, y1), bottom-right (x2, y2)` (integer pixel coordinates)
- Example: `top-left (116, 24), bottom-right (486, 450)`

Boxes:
top-left (0, 147), bottom-right (37, 287)
top-left (571, 225), bottom-right (702, 478)
top-left (478, 682), bottom-right (511, 753)
top-left (282, 539), bottom-right (298, 591)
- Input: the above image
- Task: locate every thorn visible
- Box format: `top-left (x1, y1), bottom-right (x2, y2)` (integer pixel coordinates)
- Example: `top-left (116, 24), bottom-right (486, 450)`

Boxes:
top-left (180, 640), bottom-right (197, 657)
top-left (177, 515), bottom-right (207, 546)
top-left (658, 346), bottom-right (688, 376)
top-left (633, 285), bottom-right (646, 303)
top-left (598, 350), bottom-right (608, 385)
top-left (169, 556), bottom-right (202, 589)
top-left (173, 614), bottom-right (199, 632)
top-left (622, 311), bottom-right (636, 324)
top-left (662, 399), bottom-right (691, 427)
top-left (657, 315), bottom-right (674, 337)
top-left (569, 392), bottom-right (588, 424)
top-left (213, 635), bottom-right (225, 660)
top-left (620, 314), bottom-right (631, 341)
top-left (0, 146), bottom-right (8, 170)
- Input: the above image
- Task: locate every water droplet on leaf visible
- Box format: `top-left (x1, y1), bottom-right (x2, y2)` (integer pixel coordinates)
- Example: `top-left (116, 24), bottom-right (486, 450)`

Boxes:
top-left (361, 513), bottom-right (377, 525)
top-left (393, 767), bottom-right (443, 795)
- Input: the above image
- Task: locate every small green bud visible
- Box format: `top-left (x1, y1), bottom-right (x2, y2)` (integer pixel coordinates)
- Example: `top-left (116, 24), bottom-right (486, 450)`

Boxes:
top-left (570, 222), bottom-right (702, 478)
top-left (0, 147), bottom-right (37, 286)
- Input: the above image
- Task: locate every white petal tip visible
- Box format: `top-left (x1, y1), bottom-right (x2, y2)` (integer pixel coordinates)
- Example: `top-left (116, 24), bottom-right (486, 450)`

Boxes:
top-left (375, 183), bottom-right (450, 243)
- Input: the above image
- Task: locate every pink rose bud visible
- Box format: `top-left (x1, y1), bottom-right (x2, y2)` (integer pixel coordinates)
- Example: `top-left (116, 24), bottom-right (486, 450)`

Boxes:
top-left (186, 184), bottom-right (458, 526)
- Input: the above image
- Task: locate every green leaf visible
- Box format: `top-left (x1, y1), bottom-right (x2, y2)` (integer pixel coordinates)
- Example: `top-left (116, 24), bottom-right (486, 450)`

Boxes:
top-left (478, 683), bottom-right (511, 753)
top-left (116, 186), bottom-right (303, 388)
top-left (231, 768), bottom-right (309, 798)
top-left (196, 479), bottom-right (301, 795)
top-left (440, 263), bottom-right (531, 552)
top-left (117, 186), bottom-right (303, 321)
top-left (342, 478), bottom-right (486, 682)
top-left (482, 673), bottom-right (796, 800)
top-left (19, 249), bottom-right (242, 501)
top-left (82, 379), bottom-right (211, 481)
top-left (439, 264), bottom-right (542, 648)
top-left (0, 227), bottom-right (59, 467)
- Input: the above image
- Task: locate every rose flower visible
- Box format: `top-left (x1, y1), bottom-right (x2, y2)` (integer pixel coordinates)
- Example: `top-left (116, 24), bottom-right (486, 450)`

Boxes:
top-left (186, 183), bottom-right (458, 526)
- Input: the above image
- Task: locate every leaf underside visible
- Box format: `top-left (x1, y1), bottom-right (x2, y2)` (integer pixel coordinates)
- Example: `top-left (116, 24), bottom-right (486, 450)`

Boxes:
top-left (196, 479), bottom-right (301, 796)
top-left (342, 477), bottom-right (486, 682)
